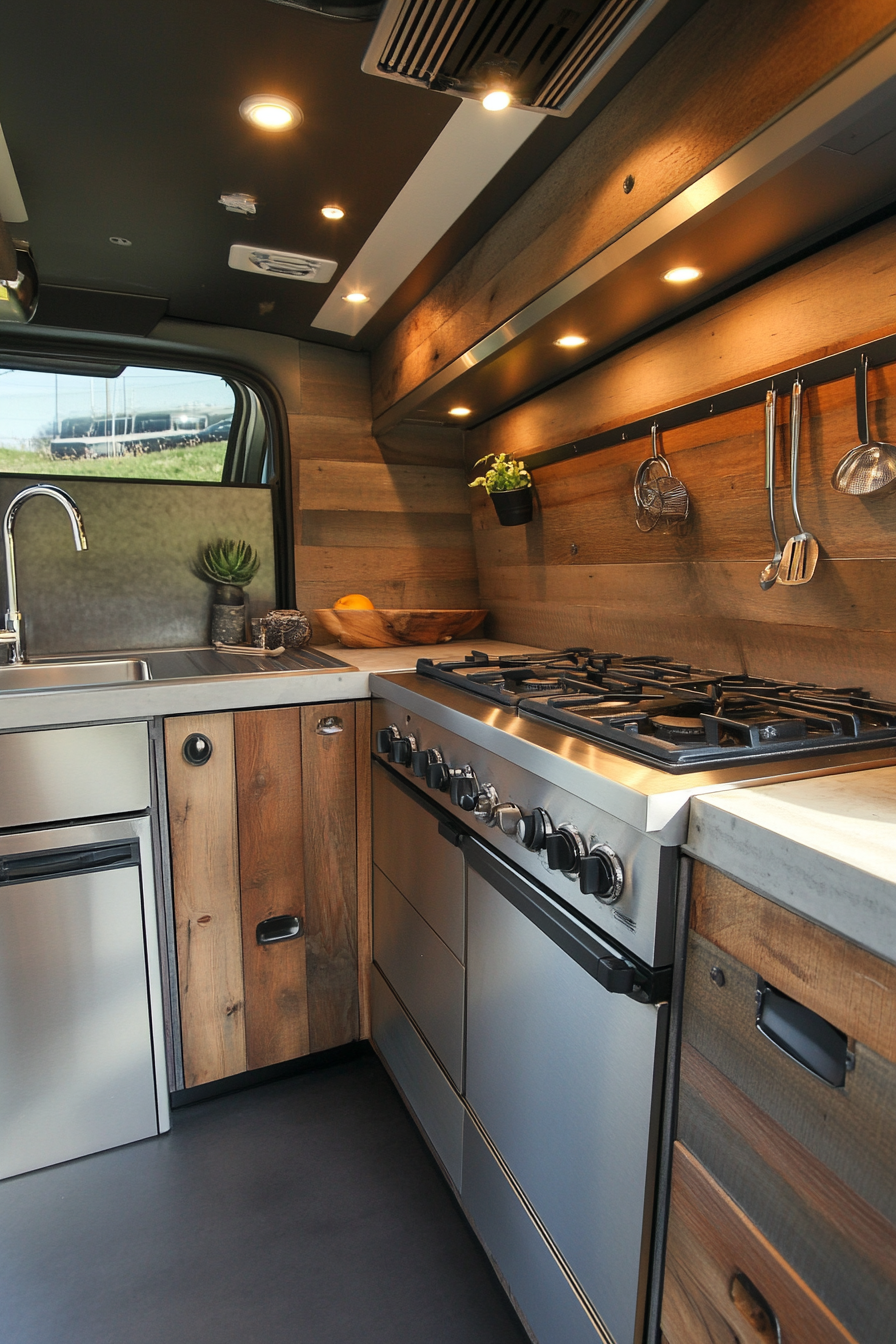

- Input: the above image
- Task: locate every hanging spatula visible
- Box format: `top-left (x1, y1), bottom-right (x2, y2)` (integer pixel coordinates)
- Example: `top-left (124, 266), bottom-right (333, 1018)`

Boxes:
top-left (777, 378), bottom-right (819, 586)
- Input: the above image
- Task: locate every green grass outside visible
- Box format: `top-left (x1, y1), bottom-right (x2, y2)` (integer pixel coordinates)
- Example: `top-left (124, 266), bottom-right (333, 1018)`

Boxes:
top-left (0, 441), bottom-right (229, 482)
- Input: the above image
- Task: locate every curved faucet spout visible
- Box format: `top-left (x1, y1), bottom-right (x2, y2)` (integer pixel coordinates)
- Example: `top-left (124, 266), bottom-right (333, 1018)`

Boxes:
top-left (3, 483), bottom-right (89, 664)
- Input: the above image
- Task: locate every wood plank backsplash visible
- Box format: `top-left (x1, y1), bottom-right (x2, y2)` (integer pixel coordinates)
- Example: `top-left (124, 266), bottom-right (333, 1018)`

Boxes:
top-left (465, 215), bottom-right (896, 697)
top-left (290, 340), bottom-right (479, 638)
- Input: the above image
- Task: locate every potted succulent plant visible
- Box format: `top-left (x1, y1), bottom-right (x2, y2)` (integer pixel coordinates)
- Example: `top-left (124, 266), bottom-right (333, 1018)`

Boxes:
top-left (198, 538), bottom-right (261, 645)
top-left (469, 452), bottom-right (534, 526)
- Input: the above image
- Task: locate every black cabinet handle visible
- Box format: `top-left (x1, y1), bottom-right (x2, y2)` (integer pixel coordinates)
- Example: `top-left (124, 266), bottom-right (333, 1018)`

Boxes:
top-left (183, 733), bottom-right (213, 766)
top-left (756, 979), bottom-right (852, 1086)
top-left (256, 915), bottom-right (304, 945)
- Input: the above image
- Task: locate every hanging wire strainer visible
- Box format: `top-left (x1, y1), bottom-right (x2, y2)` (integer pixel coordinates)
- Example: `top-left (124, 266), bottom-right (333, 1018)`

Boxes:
top-left (634, 423), bottom-right (689, 531)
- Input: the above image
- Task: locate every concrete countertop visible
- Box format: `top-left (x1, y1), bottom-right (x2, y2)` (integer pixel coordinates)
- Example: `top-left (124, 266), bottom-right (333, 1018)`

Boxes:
top-left (0, 640), bottom-right (532, 731)
top-left (687, 767), bottom-right (896, 964)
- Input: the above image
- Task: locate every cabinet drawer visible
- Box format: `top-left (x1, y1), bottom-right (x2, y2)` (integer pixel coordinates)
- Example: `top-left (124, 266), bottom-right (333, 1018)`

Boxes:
top-left (371, 965), bottom-right (463, 1190)
top-left (0, 722), bottom-right (150, 829)
top-left (662, 1142), bottom-right (858, 1344)
top-left (373, 865), bottom-right (464, 1087)
top-left (372, 766), bottom-right (464, 961)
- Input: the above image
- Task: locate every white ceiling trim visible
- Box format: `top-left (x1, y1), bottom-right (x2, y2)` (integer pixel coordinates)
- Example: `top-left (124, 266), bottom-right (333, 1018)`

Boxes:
top-left (0, 122), bottom-right (27, 223)
top-left (310, 98), bottom-right (540, 337)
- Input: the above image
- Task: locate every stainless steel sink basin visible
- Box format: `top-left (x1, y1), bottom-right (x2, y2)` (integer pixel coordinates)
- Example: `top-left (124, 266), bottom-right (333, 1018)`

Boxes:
top-left (0, 658), bottom-right (150, 691)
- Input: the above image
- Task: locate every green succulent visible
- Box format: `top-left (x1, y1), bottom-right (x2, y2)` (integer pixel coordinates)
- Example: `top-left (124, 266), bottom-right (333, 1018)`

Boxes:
top-left (199, 538), bottom-right (261, 588)
top-left (469, 452), bottom-right (532, 494)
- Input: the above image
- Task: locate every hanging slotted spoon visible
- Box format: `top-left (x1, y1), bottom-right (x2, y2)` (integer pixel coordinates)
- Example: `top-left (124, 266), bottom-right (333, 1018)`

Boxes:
top-left (777, 379), bottom-right (819, 585)
top-left (831, 353), bottom-right (896, 496)
top-left (759, 387), bottom-right (782, 589)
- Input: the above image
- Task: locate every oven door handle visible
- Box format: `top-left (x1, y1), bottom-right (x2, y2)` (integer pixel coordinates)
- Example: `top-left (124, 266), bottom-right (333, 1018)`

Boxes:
top-left (460, 834), bottom-right (663, 1000)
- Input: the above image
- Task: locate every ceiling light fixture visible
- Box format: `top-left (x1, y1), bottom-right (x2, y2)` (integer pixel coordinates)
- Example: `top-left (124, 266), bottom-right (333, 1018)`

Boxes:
top-left (321, 206), bottom-right (345, 220)
top-left (663, 265), bottom-right (702, 283)
top-left (342, 291), bottom-right (369, 303)
top-left (555, 335), bottom-right (586, 348)
top-left (482, 89), bottom-right (512, 111)
top-left (449, 406), bottom-right (472, 417)
top-left (239, 94), bottom-right (303, 131)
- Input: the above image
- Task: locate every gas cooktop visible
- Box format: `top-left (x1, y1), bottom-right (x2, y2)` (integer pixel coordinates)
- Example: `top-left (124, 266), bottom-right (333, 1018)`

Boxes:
top-left (417, 648), bottom-right (896, 773)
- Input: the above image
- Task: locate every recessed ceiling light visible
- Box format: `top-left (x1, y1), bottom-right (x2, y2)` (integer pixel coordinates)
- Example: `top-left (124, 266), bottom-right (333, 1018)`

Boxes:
top-left (239, 94), bottom-right (303, 131)
top-left (482, 90), bottom-right (511, 111)
top-left (342, 291), bottom-right (369, 303)
top-left (321, 206), bottom-right (345, 220)
top-left (663, 265), bottom-right (702, 283)
top-left (449, 406), bottom-right (472, 417)
top-left (109, 236), bottom-right (131, 246)
top-left (555, 335), bottom-right (586, 348)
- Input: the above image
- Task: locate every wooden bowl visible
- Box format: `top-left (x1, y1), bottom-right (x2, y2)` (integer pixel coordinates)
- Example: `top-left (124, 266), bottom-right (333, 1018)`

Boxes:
top-left (313, 608), bottom-right (487, 649)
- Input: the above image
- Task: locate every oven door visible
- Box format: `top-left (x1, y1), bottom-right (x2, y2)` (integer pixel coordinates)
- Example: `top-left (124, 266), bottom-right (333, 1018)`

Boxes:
top-left (462, 836), bottom-right (667, 1344)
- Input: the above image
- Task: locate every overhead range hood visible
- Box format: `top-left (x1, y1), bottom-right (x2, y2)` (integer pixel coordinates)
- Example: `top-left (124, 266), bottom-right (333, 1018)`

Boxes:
top-left (362, 0), bottom-right (671, 116)
top-left (372, 28), bottom-right (896, 433)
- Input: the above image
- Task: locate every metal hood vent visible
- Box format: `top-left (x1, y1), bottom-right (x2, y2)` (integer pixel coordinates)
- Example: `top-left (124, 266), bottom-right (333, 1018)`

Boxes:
top-left (361, 0), bottom-right (668, 116)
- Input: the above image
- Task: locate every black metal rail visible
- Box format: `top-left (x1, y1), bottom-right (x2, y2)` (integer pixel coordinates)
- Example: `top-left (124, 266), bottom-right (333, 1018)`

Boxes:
top-left (526, 329), bottom-right (896, 471)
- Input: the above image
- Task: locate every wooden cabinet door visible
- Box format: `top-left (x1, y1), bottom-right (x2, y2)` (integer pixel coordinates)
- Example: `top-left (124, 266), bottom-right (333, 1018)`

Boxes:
top-left (165, 712), bottom-right (247, 1088)
top-left (167, 703), bottom-right (362, 1086)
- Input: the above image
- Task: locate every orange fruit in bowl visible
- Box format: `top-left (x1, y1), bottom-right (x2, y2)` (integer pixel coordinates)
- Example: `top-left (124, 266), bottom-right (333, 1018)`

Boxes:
top-left (333, 593), bottom-right (375, 610)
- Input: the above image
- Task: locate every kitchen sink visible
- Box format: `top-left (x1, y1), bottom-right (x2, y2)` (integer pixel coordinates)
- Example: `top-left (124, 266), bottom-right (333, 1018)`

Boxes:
top-left (0, 659), bottom-right (150, 692)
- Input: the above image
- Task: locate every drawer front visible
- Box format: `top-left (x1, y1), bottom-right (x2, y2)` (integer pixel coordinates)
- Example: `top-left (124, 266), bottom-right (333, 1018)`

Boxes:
top-left (662, 1142), bottom-right (859, 1344)
top-left (372, 765), bottom-right (464, 961)
top-left (371, 966), bottom-right (463, 1190)
top-left (461, 1113), bottom-right (604, 1344)
top-left (373, 865), bottom-right (464, 1087)
top-left (0, 722), bottom-right (150, 829)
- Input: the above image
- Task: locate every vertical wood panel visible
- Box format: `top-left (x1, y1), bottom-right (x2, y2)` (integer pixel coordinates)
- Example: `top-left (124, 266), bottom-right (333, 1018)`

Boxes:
top-left (300, 702), bottom-right (360, 1052)
top-left (234, 707), bottom-right (310, 1071)
top-left (355, 699), bottom-right (372, 1039)
top-left (165, 712), bottom-right (246, 1087)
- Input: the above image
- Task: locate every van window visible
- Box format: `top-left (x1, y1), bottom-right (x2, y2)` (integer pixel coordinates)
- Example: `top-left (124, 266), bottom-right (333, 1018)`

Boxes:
top-left (0, 364), bottom-right (270, 485)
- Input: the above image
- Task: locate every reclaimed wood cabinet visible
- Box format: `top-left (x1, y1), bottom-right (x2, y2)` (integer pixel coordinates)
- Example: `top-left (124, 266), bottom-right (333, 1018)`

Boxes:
top-left (661, 860), bottom-right (896, 1344)
top-left (164, 702), bottom-right (371, 1088)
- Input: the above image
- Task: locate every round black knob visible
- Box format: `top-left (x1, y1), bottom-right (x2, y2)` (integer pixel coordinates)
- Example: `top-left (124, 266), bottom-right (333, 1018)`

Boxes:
top-left (579, 844), bottom-right (624, 903)
top-left (449, 774), bottom-right (477, 808)
top-left (183, 733), bottom-right (213, 766)
top-left (516, 808), bottom-right (550, 851)
top-left (390, 737), bottom-right (412, 766)
top-left (411, 749), bottom-right (429, 777)
top-left (545, 830), bottom-right (578, 871)
top-left (426, 761), bottom-right (450, 791)
top-left (375, 726), bottom-right (398, 754)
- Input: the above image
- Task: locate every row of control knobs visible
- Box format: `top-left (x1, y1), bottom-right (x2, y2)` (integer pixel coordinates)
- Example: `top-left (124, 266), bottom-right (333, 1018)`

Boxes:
top-left (376, 724), bottom-right (624, 904)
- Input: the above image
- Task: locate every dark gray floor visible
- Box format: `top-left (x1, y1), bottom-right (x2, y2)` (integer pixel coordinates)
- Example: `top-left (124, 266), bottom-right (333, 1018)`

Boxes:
top-left (0, 1053), bottom-right (530, 1344)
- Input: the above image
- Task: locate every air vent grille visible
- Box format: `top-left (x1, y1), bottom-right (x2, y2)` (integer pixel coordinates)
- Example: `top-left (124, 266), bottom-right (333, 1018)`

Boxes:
top-left (228, 245), bottom-right (338, 284)
top-left (364, 0), bottom-right (659, 115)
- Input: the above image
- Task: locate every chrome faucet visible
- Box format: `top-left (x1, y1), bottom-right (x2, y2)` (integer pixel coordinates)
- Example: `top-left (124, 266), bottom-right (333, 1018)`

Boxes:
top-left (2, 484), bottom-right (88, 664)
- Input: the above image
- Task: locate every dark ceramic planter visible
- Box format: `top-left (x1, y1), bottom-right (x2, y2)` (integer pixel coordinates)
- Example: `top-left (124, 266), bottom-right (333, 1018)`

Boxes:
top-left (490, 486), bottom-right (534, 527)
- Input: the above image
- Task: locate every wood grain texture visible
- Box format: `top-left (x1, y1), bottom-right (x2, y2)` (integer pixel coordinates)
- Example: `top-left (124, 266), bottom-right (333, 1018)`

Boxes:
top-left (662, 1141), bottom-right (860, 1344)
top-left (683, 928), bottom-right (896, 1228)
top-left (165, 713), bottom-right (246, 1087)
top-left (373, 0), bottom-right (896, 413)
top-left (691, 862), bottom-right (896, 1064)
top-left (300, 703), bottom-right (359, 1053)
top-left (680, 1042), bottom-right (896, 1312)
top-left (355, 699), bottom-right (372, 1040)
top-left (313, 606), bottom-right (486, 648)
top-left (289, 343), bottom-right (478, 640)
top-left (234, 708), bottom-right (309, 1071)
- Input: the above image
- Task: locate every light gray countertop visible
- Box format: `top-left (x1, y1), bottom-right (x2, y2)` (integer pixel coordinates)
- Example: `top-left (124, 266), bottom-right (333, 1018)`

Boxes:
top-left (0, 640), bottom-right (533, 731)
top-left (687, 767), bottom-right (896, 964)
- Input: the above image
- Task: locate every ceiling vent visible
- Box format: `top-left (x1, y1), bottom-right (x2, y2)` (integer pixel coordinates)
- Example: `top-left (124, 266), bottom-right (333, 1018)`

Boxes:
top-left (361, 0), bottom-right (668, 116)
top-left (228, 245), bottom-right (338, 283)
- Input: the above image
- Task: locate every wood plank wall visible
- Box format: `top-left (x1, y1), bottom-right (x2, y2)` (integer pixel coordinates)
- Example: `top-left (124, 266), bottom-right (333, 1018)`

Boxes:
top-left (371, 0), bottom-right (896, 418)
top-left (289, 341), bottom-right (479, 637)
top-left (466, 215), bottom-right (896, 699)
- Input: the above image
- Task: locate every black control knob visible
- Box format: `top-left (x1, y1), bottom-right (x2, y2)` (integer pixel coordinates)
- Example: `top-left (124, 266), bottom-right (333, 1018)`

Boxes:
top-left (375, 725), bottom-right (399, 754)
top-left (516, 808), bottom-right (551, 851)
top-left (545, 825), bottom-right (587, 873)
top-left (412, 747), bottom-right (437, 778)
top-left (579, 844), bottom-right (624, 904)
top-left (426, 761), bottom-right (450, 791)
top-left (450, 773), bottom-right (478, 810)
top-left (389, 732), bottom-right (417, 767)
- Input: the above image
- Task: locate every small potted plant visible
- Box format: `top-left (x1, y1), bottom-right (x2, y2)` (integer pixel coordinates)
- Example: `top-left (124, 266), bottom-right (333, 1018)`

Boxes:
top-left (469, 452), bottom-right (534, 526)
top-left (198, 538), bottom-right (261, 645)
